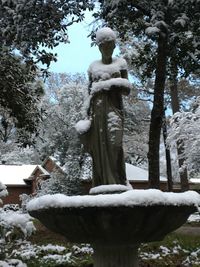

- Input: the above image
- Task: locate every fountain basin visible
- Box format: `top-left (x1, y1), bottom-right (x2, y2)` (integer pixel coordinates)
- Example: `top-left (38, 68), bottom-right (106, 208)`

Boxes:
top-left (29, 204), bottom-right (196, 245)
top-left (28, 190), bottom-right (199, 267)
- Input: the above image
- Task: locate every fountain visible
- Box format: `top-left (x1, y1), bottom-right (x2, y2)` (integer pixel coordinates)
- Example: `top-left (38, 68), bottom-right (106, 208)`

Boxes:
top-left (28, 28), bottom-right (200, 267)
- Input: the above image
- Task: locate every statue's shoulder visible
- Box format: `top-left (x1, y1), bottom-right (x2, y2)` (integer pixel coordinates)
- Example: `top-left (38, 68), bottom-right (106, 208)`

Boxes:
top-left (114, 57), bottom-right (128, 70)
top-left (88, 58), bottom-right (127, 74)
top-left (88, 60), bottom-right (102, 75)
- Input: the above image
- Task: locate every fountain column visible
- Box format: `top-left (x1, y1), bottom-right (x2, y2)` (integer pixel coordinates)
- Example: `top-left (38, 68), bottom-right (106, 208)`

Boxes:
top-left (93, 244), bottom-right (139, 267)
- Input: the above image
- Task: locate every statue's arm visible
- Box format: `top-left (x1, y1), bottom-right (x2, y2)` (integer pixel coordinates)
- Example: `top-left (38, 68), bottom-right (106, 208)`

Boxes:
top-left (88, 73), bottom-right (93, 95)
top-left (120, 69), bottom-right (128, 79)
top-left (120, 69), bottom-right (130, 95)
top-left (87, 74), bottom-right (93, 116)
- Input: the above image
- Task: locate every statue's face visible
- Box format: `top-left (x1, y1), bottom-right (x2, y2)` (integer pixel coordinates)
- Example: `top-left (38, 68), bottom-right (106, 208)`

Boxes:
top-left (99, 40), bottom-right (115, 59)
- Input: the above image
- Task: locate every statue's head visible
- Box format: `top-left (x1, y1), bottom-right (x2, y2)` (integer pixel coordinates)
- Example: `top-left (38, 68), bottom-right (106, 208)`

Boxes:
top-left (96, 27), bottom-right (116, 59)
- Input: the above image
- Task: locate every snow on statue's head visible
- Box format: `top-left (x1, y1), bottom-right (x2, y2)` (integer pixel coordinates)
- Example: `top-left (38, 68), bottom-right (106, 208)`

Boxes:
top-left (96, 28), bottom-right (116, 59)
top-left (96, 27), bottom-right (117, 45)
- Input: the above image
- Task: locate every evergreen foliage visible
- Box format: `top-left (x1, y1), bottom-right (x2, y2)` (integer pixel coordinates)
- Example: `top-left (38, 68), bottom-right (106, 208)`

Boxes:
top-left (0, 0), bottom-right (94, 133)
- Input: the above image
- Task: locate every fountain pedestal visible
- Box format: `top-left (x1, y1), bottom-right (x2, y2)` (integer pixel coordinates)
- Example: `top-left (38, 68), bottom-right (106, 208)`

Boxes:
top-left (93, 244), bottom-right (139, 267)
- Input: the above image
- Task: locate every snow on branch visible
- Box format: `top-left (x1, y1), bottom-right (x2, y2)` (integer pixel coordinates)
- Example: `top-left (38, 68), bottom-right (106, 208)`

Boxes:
top-left (0, 181), bottom-right (8, 203)
top-left (145, 26), bottom-right (160, 36)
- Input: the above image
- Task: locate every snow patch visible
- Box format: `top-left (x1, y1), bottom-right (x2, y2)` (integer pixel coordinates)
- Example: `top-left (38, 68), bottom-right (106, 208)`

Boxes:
top-left (145, 26), bottom-right (160, 36)
top-left (0, 181), bottom-right (8, 199)
top-left (42, 253), bottom-right (72, 264)
top-left (187, 212), bottom-right (200, 223)
top-left (0, 259), bottom-right (27, 267)
top-left (0, 210), bottom-right (35, 237)
top-left (190, 178), bottom-right (200, 184)
top-left (89, 184), bottom-right (132, 195)
top-left (75, 119), bottom-right (91, 134)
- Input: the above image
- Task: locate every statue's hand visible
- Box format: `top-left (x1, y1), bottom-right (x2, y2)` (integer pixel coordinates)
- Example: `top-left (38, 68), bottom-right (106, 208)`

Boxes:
top-left (110, 83), bottom-right (131, 95)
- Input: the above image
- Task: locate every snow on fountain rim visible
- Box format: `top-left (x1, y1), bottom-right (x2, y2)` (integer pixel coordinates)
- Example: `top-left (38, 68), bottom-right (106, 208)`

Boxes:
top-left (27, 189), bottom-right (200, 211)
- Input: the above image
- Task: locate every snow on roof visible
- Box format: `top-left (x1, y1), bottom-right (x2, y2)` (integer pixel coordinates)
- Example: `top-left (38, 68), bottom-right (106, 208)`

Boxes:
top-left (29, 165), bottom-right (50, 177)
top-left (126, 163), bottom-right (167, 182)
top-left (47, 156), bottom-right (62, 168)
top-left (0, 165), bottom-right (38, 185)
top-left (190, 178), bottom-right (200, 184)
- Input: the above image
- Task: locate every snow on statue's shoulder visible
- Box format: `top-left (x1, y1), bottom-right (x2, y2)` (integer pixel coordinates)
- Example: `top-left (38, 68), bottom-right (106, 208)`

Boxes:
top-left (88, 57), bottom-right (128, 81)
top-left (27, 190), bottom-right (200, 211)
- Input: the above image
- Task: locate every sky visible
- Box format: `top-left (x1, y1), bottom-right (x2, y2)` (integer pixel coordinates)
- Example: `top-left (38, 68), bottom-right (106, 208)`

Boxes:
top-left (48, 11), bottom-right (119, 75)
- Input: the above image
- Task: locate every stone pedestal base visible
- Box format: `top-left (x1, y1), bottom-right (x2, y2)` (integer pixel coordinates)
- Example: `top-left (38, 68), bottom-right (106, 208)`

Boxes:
top-left (93, 244), bottom-right (139, 267)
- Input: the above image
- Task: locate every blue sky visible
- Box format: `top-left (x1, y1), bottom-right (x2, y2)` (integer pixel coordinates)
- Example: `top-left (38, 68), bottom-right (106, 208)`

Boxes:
top-left (48, 11), bottom-right (119, 75)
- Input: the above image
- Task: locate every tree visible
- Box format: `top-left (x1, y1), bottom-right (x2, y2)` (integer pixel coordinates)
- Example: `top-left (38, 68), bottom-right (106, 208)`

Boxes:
top-left (34, 73), bottom-right (89, 195)
top-left (0, 78), bottom-right (43, 164)
top-left (96, 0), bottom-right (200, 190)
top-left (0, 182), bottom-right (8, 205)
top-left (0, 0), bottom-right (94, 132)
top-left (167, 96), bottom-right (200, 178)
top-left (123, 87), bottom-right (150, 167)
top-left (36, 73), bottom-right (88, 161)
top-left (0, 143), bottom-right (40, 165)
top-left (0, 52), bottom-right (44, 133)
top-left (0, 0), bottom-right (94, 67)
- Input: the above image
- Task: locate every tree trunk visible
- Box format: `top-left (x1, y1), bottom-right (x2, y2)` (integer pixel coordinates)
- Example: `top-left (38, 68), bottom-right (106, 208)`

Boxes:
top-left (148, 35), bottom-right (168, 189)
top-left (169, 72), bottom-right (189, 191)
top-left (162, 111), bottom-right (173, 191)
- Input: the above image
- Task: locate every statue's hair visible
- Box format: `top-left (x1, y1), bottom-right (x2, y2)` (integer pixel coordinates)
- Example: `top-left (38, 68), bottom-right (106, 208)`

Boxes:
top-left (96, 27), bottom-right (116, 45)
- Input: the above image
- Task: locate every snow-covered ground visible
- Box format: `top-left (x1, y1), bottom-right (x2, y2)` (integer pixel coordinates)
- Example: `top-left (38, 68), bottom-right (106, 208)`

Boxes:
top-left (188, 212), bottom-right (200, 223)
top-left (1, 239), bottom-right (200, 267)
top-left (1, 241), bottom-right (93, 267)
top-left (140, 243), bottom-right (200, 266)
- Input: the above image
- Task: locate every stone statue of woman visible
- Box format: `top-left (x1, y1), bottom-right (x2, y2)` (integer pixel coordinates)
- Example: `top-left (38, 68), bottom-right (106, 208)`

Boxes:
top-left (76, 27), bottom-right (132, 188)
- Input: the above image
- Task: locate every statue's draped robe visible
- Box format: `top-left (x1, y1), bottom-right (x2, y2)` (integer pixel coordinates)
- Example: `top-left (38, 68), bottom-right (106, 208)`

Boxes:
top-left (83, 58), bottom-right (130, 187)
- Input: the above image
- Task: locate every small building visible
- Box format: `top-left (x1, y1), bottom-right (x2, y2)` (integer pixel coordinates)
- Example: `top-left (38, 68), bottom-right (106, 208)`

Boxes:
top-left (0, 157), bottom-right (64, 205)
top-left (27, 157), bottom-right (63, 193)
top-left (0, 165), bottom-right (37, 205)
top-left (126, 163), bottom-right (168, 190)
